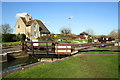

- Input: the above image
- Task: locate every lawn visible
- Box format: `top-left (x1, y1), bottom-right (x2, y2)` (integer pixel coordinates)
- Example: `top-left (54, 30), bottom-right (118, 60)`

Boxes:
top-left (82, 46), bottom-right (119, 54)
top-left (2, 42), bottom-right (21, 45)
top-left (3, 53), bottom-right (118, 78)
top-left (77, 40), bottom-right (88, 42)
top-left (83, 51), bottom-right (118, 54)
top-left (115, 40), bottom-right (120, 43)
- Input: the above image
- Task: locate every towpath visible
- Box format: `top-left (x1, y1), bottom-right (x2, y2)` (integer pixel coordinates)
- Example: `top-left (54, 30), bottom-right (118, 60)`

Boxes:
top-left (2, 46), bottom-right (21, 54)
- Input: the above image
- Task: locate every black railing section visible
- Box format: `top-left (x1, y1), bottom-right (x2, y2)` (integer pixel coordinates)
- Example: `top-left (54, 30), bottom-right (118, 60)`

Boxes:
top-left (21, 41), bottom-right (71, 54)
top-left (21, 41), bottom-right (114, 54)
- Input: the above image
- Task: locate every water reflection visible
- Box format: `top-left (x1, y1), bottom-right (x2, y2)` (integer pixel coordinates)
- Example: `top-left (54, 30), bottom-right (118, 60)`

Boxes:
top-left (2, 55), bottom-right (38, 72)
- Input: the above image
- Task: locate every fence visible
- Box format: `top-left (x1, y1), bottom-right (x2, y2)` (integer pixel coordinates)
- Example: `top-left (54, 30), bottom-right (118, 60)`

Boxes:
top-left (21, 41), bottom-right (71, 55)
top-left (21, 41), bottom-right (114, 55)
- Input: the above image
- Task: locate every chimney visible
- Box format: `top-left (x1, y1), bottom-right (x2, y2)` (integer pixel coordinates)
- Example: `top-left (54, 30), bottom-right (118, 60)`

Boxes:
top-left (25, 13), bottom-right (32, 21)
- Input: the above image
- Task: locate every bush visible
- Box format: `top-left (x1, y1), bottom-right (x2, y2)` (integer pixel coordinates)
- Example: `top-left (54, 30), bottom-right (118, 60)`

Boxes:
top-left (16, 34), bottom-right (26, 41)
top-left (2, 34), bottom-right (16, 42)
top-left (54, 34), bottom-right (64, 37)
top-left (38, 36), bottom-right (53, 41)
top-left (2, 33), bottom-right (26, 42)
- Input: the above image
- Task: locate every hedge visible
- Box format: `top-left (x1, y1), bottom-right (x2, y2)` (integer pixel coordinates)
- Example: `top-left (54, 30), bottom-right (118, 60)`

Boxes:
top-left (2, 33), bottom-right (26, 42)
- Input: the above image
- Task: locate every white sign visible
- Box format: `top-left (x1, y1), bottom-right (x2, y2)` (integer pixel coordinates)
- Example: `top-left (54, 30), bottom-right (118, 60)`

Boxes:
top-left (32, 39), bottom-right (38, 46)
top-left (94, 40), bottom-right (98, 42)
top-left (114, 43), bottom-right (118, 46)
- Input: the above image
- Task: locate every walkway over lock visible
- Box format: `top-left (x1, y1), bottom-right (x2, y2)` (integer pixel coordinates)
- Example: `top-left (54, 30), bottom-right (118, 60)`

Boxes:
top-left (21, 41), bottom-right (114, 55)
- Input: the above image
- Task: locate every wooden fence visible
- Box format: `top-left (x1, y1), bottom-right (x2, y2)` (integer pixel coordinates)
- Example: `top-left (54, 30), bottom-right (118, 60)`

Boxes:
top-left (21, 41), bottom-right (71, 55)
top-left (21, 41), bottom-right (114, 55)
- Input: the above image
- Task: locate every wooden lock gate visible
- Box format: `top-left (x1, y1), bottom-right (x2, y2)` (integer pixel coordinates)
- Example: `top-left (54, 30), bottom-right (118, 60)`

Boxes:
top-left (55, 44), bottom-right (72, 55)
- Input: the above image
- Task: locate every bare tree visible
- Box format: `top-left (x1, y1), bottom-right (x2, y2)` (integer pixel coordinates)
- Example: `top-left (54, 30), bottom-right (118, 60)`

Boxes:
top-left (84, 29), bottom-right (94, 35)
top-left (108, 29), bottom-right (118, 38)
top-left (60, 28), bottom-right (71, 36)
top-left (0, 24), bottom-right (12, 34)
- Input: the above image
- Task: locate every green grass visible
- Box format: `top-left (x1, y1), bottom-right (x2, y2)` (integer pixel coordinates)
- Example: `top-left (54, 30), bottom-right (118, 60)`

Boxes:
top-left (2, 42), bottom-right (21, 45)
top-left (39, 43), bottom-right (52, 46)
top-left (83, 46), bottom-right (118, 54)
top-left (3, 55), bottom-right (118, 78)
top-left (70, 42), bottom-right (78, 44)
top-left (59, 42), bottom-right (78, 44)
top-left (94, 46), bottom-right (112, 50)
top-left (83, 51), bottom-right (118, 54)
top-left (115, 40), bottom-right (120, 43)
top-left (77, 40), bottom-right (88, 42)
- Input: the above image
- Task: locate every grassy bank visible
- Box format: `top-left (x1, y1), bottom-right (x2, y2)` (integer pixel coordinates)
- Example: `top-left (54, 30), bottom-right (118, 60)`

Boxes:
top-left (77, 40), bottom-right (88, 42)
top-left (2, 42), bottom-right (21, 45)
top-left (83, 46), bottom-right (119, 54)
top-left (3, 53), bottom-right (118, 78)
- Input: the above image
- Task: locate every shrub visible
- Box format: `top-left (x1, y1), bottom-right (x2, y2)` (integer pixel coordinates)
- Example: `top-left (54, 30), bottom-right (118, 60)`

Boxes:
top-left (2, 33), bottom-right (26, 42)
top-left (2, 34), bottom-right (16, 42)
top-left (54, 34), bottom-right (64, 37)
top-left (16, 34), bottom-right (26, 41)
top-left (38, 36), bottom-right (53, 41)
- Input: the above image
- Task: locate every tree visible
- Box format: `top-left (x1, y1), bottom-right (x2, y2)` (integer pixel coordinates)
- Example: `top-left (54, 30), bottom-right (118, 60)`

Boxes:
top-left (60, 28), bottom-right (71, 36)
top-left (16, 34), bottom-right (26, 41)
top-left (0, 24), bottom-right (12, 34)
top-left (108, 29), bottom-right (118, 39)
top-left (84, 29), bottom-right (94, 35)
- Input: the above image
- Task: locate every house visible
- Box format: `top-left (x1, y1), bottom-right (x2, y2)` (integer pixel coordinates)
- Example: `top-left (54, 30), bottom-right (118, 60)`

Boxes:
top-left (15, 13), bottom-right (50, 40)
top-left (79, 32), bottom-right (89, 39)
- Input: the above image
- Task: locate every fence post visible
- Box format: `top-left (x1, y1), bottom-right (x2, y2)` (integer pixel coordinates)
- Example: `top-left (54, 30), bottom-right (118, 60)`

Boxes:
top-left (21, 41), bottom-right (24, 51)
top-left (31, 42), bottom-right (34, 54)
top-left (46, 42), bottom-right (48, 55)
top-left (24, 41), bottom-right (27, 53)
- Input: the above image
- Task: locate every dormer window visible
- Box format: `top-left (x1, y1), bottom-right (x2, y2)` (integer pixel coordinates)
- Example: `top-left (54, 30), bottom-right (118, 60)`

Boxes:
top-left (18, 25), bottom-right (20, 28)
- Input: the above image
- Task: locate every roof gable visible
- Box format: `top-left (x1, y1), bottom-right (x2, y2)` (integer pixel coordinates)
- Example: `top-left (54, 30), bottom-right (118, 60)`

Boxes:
top-left (20, 17), bottom-right (26, 25)
top-left (35, 20), bottom-right (50, 34)
top-left (19, 17), bottom-right (50, 34)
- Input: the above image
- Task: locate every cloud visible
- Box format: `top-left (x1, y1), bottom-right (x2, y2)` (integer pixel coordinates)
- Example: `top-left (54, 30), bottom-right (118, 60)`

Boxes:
top-left (16, 12), bottom-right (28, 19)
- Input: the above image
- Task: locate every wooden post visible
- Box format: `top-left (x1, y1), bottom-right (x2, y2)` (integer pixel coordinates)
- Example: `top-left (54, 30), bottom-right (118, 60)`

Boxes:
top-left (46, 42), bottom-right (48, 55)
top-left (24, 41), bottom-right (27, 53)
top-left (21, 41), bottom-right (24, 51)
top-left (31, 42), bottom-right (34, 54)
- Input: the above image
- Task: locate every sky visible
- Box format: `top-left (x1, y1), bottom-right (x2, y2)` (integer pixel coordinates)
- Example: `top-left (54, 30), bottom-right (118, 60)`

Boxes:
top-left (2, 2), bottom-right (118, 35)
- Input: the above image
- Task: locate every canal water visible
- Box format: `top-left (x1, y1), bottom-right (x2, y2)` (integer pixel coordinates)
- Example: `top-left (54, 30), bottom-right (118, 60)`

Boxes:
top-left (1, 53), bottom-right (68, 73)
top-left (2, 55), bottom-right (38, 72)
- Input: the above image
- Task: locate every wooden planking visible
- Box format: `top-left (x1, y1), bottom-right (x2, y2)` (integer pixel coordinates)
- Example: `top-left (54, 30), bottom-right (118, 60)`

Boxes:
top-left (55, 50), bottom-right (71, 52)
top-left (55, 46), bottom-right (71, 48)
top-left (55, 52), bottom-right (71, 55)
top-left (55, 44), bottom-right (71, 55)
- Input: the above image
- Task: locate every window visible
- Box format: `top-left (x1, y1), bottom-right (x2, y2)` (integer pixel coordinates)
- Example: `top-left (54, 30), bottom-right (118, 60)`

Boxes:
top-left (39, 27), bottom-right (42, 31)
top-left (29, 18), bottom-right (31, 20)
top-left (18, 25), bottom-right (20, 28)
top-left (34, 31), bottom-right (36, 37)
top-left (34, 23), bottom-right (37, 28)
top-left (34, 23), bottom-right (37, 31)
